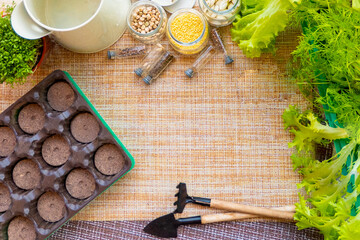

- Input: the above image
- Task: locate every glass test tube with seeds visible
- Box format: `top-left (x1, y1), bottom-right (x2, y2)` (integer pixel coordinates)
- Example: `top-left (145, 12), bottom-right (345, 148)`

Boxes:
top-left (108, 45), bottom-right (147, 59)
top-left (134, 44), bottom-right (166, 77)
top-left (143, 51), bottom-right (174, 84)
top-left (185, 45), bottom-right (216, 78)
top-left (211, 28), bottom-right (233, 65)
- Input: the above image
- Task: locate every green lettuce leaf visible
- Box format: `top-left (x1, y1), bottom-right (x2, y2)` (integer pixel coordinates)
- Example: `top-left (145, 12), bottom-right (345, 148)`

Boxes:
top-left (283, 105), bottom-right (360, 239)
top-left (283, 1), bottom-right (360, 239)
top-left (338, 211), bottom-right (360, 239)
top-left (231, 0), bottom-right (294, 58)
top-left (282, 105), bottom-right (349, 153)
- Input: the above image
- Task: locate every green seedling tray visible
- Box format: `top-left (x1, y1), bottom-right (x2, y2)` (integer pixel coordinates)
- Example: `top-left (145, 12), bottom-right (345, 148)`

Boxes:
top-left (50, 70), bottom-right (136, 238)
top-left (0, 70), bottom-right (134, 239)
top-left (64, 71), bottom-right (135, 173)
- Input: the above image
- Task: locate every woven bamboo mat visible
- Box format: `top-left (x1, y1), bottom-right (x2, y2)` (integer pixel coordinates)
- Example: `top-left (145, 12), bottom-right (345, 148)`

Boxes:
top-left (48, 221), bottom-right (323, 240)
top-left (0, 0), bottom-right (306, 222)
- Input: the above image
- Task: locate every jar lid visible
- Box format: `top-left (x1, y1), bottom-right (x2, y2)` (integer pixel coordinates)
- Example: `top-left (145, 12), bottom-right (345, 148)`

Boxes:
top-left (163, 0), bottom-right (196, 13)
top-left (225, 56), bottom-right (234, 65)
top-left (151, 0), bottom-right (179, 7)
top-left (108, 51), bottom-right (116, 60)
top-left (134, 68), bottom-right (144, 77)
top-left (143, 76), bottom-right (153, 85)
top-left (185, 68), bottom-right (194, 78)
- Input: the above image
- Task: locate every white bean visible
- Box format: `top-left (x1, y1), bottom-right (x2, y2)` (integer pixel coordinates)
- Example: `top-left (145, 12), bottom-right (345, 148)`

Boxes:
top-left (218, 0), bottom-right (228, 11)
top-left (206, 0), bottom-right (216, 7)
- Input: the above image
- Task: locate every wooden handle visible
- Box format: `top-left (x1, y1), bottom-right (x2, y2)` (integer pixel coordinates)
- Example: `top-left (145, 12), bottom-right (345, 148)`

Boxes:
top-left (210, 199), bottom-right (295, 220)
top-left (201, 205), bottom-right (295, 224)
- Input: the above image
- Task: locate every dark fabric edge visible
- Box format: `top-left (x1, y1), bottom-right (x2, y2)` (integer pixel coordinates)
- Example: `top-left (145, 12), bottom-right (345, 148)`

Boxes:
top-left (49, 220), bottom-right (323, 240)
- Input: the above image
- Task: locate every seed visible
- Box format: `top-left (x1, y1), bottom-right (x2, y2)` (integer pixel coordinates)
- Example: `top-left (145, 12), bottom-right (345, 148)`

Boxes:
top-left (205, 0), bottom-right (234, 11)
top-left (170, 12), bottom-right (204, 43)
top-left (208, 0), bottom-right (215, 7)
top-left (218, 0), bottom-right (227, 10)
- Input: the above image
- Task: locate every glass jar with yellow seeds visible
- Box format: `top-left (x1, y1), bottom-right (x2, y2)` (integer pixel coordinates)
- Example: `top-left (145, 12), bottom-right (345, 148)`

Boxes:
top-left (166, 9), bottom-right (209, 55)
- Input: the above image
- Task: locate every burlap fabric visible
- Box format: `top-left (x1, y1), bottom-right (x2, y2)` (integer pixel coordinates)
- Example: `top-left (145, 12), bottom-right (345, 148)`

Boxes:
top-left (0, 0), bottom-right (322, 238)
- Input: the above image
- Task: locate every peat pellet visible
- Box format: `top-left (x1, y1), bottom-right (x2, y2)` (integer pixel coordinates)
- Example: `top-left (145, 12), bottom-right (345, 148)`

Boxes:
top-left (66, 168), bottom-right (95, 199)
top-left (47, 81), bottom-right (75, 111)
top-left (42, 135), bottom-right (70, 166)
top-left (8, 216), bottom-right (36, 240)
top-left (0, 126), bottom-right (16, 157)
top-left (95, 144), bottom-right (125, 175)
top-left (37, 192), bottom-right (66, 222)
top-left (70, 113), bottom-right (100, 143)
top-left (18, 103), bottom-right (45, 134)
top-left (13, 159), bottom-right (41, 190)
top-left (0, 183), bottom-right (11, 212)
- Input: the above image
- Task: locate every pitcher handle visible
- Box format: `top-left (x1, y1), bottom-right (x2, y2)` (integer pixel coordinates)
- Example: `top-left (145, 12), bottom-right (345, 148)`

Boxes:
top-left (11, 1), bottom-right (51, 40)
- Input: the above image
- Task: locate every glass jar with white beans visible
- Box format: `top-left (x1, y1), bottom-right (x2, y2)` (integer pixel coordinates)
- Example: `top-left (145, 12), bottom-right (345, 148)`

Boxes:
top-left (198, 0), bottom-right (241, 27)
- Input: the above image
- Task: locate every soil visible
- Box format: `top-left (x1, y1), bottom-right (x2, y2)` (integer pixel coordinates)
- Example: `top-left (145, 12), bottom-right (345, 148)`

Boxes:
top-left (42, 135), bottom-right (70, 166)
top-left (18, 104), bottom-right (45, 134)
top-left (37, 191), bottom-right (66, 222)
top-left (12, 159), bottom-right (41, 190)
top-left (94, 144), bottom-right (125, 175)
top-left (0, 126), bottom-right (16, 157)
top-left (65, 168), bottom-right (96, 199)
top-left (47, 81), bottom-right (75, 111)
top-left (70, 113), bottom-right (100, 143)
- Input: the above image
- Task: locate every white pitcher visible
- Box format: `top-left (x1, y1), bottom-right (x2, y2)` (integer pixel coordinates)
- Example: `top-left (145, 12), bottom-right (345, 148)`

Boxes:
top-left (11, 0), bottom-right (131, 53)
